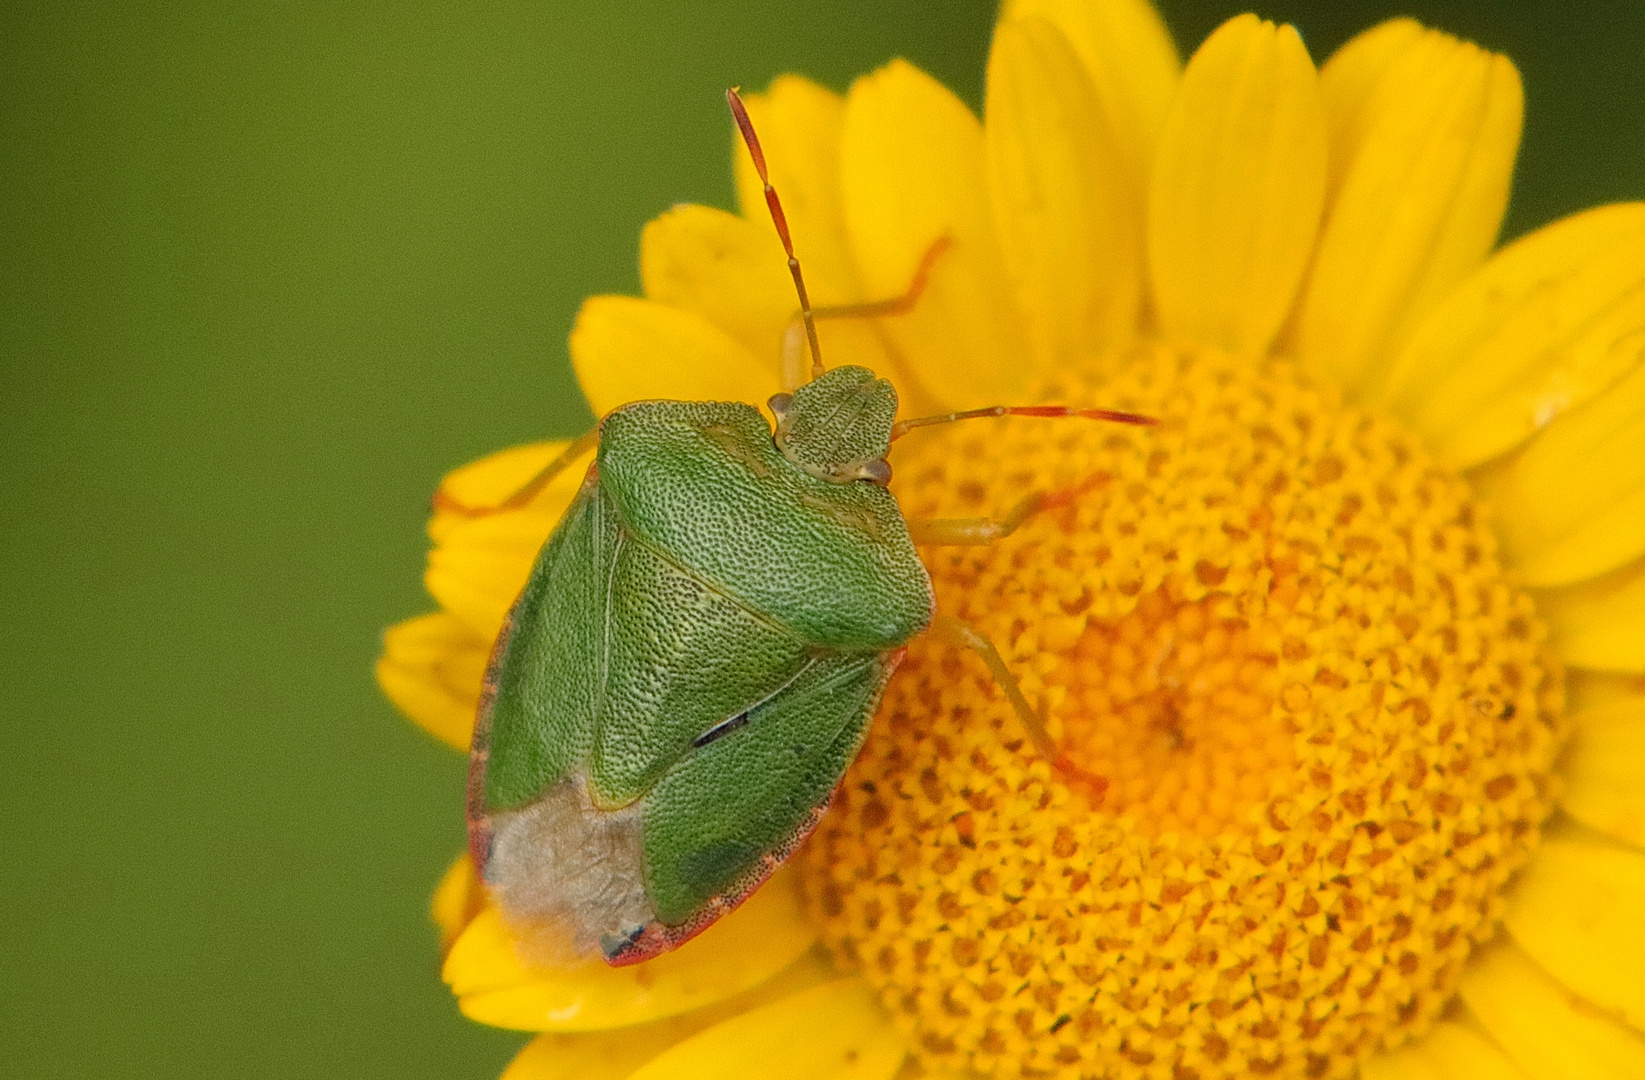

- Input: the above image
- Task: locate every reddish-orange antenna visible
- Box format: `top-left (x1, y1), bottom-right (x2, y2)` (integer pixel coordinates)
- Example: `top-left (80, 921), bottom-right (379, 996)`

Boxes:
top-left (891, 404), bottom-right (1156, 441)
top-left (727, 86), bottom-right (825, 381)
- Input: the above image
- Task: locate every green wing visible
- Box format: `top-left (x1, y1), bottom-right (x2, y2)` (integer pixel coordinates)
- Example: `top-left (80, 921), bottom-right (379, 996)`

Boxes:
top-left (479, 474), bottom-right (618, 811)
top-left (587, 533), bottom-right (811, 807)
top-left (639, 649), bottom-right (898, 924)
top-left (476, 400), bottom-right (921, 953)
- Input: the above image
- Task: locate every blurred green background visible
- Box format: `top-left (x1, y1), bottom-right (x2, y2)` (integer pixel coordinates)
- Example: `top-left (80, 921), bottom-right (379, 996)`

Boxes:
top-left (1, 2), bottom-right (1639, 1076)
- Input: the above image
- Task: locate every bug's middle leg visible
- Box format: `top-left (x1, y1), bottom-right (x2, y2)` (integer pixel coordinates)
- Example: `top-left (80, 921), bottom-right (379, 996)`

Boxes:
top-left (927, 614), bottom-right (1109, 801)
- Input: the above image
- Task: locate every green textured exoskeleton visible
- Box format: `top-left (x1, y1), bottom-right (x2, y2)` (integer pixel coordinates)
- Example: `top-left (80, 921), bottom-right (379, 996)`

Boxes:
top-left (467, 365), bottom-right (932, 965)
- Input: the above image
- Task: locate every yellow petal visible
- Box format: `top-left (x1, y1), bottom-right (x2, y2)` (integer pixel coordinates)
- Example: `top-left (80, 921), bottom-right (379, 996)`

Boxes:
top-left (430, 441), bottom-right (592, 546)
top-left (641, 203), bottom-right (793, 364)
top-left (1564, 701), bottom-right (1645, 849)
top-left (375, 612), bottom-right (490, 750)
top-left (840, 59), bottom-right (1032, 409)
top-left (425, 508), bottom-right (557, 642)
top-left (1503, 830), bottom-right (1645, 1029)
top-left (444, 865), bottom-right (818, 1032)
top-left (1488, 359), bottom-right (1645, 586)
top-left (432, 851), bottom-right (486, 952)
top-left (986, 17), bottom-right (1141, 365)
top-left (1146, 15), bottom-right (1328, 356)
top-left (1359, 1019), bottom-right (1526, 1080)
top-left (1297, 28), bottom-right (1522, 398)
top-left (500, 952), bottom-right (837, 1080)
top-left (1570, 670), bottom-right (1645, 713)
top-left (1317, 19), bottom-right (1425, 198)
top-left (1461, 940), bottom-right (1645, 1079)
top-left (1382, 203), bottom-right (1645, 473)
top-left (1536, 554), bottom-right (1645, 673)
top-left (502, 1029), bottom-right (671, 1080)
top-left (999, 0), bottom-right (1179, 195)
top-left (570, 296), bottom-right (779, 417)
top-left (625, 979), bottom-right (905, 1080)
top-left (732, 80), bottom-right (910, 396)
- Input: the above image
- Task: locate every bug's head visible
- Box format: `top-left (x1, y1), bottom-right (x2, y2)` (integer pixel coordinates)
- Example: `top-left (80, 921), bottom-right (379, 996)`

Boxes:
top-left (768, 365), bottom-right (896, 485)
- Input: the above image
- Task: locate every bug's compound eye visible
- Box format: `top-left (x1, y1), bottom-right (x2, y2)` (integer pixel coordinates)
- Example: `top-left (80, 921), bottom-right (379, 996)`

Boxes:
top-left (767, 392), bottom-right (792, 421)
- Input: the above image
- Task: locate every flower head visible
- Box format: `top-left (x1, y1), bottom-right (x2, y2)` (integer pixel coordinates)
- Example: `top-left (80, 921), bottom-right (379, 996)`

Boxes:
top-left (378, 3), bottom-right (1645, 1078)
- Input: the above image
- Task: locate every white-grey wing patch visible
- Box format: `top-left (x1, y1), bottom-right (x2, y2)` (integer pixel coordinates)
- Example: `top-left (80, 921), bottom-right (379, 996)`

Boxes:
top-left (485, 770), bottom-right (656, 966)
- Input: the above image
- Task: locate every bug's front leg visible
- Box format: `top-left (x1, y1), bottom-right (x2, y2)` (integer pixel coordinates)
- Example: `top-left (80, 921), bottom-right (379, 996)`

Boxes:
top-left (777, 236), bottom-right (954, 391)
top-left (432, 427), bottom-right (600, 518)
top-left (905, 471), bottom-right (1108, 546)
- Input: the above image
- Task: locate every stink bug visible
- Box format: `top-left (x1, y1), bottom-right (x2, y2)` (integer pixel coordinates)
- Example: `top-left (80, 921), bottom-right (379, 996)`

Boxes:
top-left (459, 88), bottom-right (1152, 966)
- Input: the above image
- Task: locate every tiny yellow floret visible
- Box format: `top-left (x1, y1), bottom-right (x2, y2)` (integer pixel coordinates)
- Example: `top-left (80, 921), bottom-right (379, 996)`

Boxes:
top-left (802, 344), bottom-right (1565, 1080)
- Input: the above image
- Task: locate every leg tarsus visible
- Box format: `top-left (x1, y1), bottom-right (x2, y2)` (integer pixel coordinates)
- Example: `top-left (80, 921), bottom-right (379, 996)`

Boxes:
top-left (432, 428), bottom-right (600, 518)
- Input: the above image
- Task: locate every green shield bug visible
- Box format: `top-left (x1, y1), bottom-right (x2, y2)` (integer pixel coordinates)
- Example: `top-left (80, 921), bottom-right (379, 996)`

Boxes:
top-left (459, 88), bottom-right (1153, 967)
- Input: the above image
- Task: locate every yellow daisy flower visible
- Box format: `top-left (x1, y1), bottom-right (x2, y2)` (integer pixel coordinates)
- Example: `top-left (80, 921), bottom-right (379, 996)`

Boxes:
top-left (377, 2), bottom-right (1645, 1078)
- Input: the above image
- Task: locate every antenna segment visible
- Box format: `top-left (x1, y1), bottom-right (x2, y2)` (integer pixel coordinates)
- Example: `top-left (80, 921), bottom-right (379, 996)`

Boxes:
top-left (727, 86), bottom-right (825, 381)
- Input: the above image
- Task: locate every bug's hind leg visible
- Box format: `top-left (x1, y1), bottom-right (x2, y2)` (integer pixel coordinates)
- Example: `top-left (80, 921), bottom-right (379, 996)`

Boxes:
top-left (905, 471), bottom-right (1107, 547)
top-left (432, 428), bottom-right (600, 518)
top-left (928, 614), bottom-right (1109, 801)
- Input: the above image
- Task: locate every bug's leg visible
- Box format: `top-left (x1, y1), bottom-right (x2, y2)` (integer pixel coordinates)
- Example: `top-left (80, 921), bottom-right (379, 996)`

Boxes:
top-left (778, 237), bottom-right (954, 391)
top-left (928, 614), bottom-right (1109, 800)
top-left (432, 427), bottom-right (600, 518)
top-left (906, 472), bottom-right (1107, 546)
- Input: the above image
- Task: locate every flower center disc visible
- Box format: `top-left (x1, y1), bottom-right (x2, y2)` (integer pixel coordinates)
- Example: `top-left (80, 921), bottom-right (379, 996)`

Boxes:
top-left (800, 346), bottom-right (1565, 1080)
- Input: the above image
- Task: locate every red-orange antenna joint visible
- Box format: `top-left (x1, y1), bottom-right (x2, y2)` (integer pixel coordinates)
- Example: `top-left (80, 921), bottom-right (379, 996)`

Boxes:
top-left (890, 405), bottom-right (1157, 441)
top-left (727, 86), bottom-right (825, 380)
